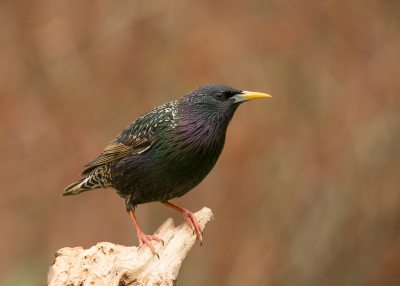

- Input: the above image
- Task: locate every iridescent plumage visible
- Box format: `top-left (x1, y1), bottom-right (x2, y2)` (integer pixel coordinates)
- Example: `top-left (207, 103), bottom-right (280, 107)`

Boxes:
top-left (64, 84), bottom-right (270, 256)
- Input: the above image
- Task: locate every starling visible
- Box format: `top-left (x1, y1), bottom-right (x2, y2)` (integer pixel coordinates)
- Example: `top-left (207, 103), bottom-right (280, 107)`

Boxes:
top-left (64, 84), bottom-right (270, 256)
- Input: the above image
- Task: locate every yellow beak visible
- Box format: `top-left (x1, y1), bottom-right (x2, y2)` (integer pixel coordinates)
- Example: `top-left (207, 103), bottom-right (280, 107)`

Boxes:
top-left (232, 91), bottom-right (271, 103)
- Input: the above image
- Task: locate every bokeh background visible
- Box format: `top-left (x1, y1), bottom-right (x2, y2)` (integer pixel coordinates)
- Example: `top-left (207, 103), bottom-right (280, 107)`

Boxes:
top-left (1, 1), bottom-right (400, 285)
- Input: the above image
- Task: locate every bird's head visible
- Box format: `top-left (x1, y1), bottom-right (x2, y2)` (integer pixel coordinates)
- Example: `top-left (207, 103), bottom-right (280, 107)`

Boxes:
top-left (174, 84), bottom-right (270, 154)
top-left (178, 84), bottom-right (271, 123)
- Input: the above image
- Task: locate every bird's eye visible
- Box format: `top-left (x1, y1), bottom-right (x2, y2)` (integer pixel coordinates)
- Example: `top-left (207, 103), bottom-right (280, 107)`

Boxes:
top-left (214, 92), bottom-right (225, 101)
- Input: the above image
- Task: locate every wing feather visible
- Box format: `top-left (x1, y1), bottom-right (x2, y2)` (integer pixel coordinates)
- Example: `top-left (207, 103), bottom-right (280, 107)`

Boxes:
top-left (84, 142), bottom-right (137, 167)
top-left (80, 105), bottom-right (174, 175)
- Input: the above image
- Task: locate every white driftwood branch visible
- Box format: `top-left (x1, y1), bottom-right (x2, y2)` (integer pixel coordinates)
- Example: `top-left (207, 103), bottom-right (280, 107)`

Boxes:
top-left (47, 207), bottom-right (213, 286)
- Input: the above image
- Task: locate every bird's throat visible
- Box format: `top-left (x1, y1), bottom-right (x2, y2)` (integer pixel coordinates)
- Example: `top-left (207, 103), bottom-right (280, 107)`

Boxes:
top-left (174, 112), bottom-right (235, 160)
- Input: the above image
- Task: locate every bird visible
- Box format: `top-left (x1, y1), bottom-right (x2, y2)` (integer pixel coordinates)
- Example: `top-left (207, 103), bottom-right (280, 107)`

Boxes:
top-left (64, 84), bottom-right (270, 257)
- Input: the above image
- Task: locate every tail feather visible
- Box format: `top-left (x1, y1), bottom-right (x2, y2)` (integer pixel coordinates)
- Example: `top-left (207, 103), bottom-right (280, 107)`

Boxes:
top-left (63, 175), bottom-right (102, 196)
top-left (63, 178), bottom-right (89, 196)
top-left (64, 165), bottom-right (108, 196)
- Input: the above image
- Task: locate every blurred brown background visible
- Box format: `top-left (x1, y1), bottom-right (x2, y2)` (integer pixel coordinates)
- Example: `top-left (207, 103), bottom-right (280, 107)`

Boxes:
top-left (1, 1), bottom-right (400, 285)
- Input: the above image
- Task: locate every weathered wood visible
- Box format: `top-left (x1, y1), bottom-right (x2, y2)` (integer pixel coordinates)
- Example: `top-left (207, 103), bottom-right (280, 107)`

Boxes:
top-left (47, 207), bottom-right (213, 286)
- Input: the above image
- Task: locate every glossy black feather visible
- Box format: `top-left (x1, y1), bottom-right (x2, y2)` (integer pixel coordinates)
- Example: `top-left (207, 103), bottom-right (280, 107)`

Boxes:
top-left (64, 84), bottom-right (249, 211)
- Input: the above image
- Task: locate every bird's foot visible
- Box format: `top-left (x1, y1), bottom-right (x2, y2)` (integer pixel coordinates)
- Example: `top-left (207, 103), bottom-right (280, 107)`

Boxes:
top-left (137, 230), bottom-right (164, 258)
top-left (181, 209), bottom-right (203, 245)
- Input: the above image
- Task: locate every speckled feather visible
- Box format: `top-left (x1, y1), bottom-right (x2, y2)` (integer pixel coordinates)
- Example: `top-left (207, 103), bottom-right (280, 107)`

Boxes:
top-left (64, 84), bottom-right (245, 211)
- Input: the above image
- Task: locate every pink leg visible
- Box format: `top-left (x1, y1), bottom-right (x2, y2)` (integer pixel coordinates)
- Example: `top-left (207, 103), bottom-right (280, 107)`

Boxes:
top-left (162, 201), bottom-right (203, 245)
top-left (128, 210), bottom-right (163, 258)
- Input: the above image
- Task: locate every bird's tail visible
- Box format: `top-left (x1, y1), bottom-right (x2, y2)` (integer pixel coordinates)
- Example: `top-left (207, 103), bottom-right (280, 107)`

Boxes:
top-left (63, 178), bottom-right (89, 196)
top-left (63, 175), bottom-right (102, 196)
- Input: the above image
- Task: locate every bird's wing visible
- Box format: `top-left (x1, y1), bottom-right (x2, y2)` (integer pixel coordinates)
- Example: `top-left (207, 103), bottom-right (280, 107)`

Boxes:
top-left (81, 105), bottom-right (174, 175)
top-left (83, 139), bottom-right (156, 168)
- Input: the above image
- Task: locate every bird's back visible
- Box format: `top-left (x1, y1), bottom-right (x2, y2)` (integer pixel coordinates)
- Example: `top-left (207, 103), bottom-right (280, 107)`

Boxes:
top-left (63, 101), bottom-right (178, 196)
top-left (63, 98), bottom-right (226, 205)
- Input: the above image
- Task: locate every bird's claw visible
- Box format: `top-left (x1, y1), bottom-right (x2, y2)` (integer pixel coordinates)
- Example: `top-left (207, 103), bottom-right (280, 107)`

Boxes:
top-left (137, 232), bottom-right (163, 258)
top-left (181, 209), bottom-right (203, 244)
